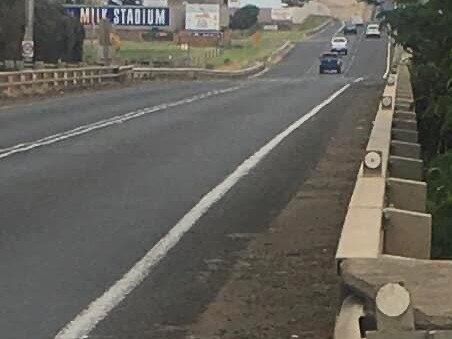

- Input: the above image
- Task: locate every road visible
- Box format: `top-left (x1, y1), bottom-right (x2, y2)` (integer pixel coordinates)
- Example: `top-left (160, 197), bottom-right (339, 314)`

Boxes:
top-left (0, 21), bottom-right (388, 339)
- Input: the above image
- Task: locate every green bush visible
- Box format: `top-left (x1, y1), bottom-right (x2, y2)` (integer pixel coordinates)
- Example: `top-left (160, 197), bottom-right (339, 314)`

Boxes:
top-left (382, 0), bottom-right (452, 257)
top-left (427, 152), bottom-right (452, 258)
top-left (0, 0), bottom-right (84, 62)
top-left (230, 5), bottom-right (259, 30)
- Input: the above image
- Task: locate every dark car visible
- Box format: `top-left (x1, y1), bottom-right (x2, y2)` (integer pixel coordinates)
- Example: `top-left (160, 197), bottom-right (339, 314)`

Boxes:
top-left (319, 52), bottom-right (343, 74)
top-left (343, 22), bottom-right (358, 35)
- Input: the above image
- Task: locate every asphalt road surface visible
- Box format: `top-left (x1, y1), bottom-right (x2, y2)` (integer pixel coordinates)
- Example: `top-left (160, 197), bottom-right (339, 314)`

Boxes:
top-left (0, 20), bottom-right (388, 339)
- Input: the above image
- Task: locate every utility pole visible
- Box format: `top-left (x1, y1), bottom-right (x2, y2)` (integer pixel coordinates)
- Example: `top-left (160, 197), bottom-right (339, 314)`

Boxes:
top-left (22, 0), bottom-right (35, 62)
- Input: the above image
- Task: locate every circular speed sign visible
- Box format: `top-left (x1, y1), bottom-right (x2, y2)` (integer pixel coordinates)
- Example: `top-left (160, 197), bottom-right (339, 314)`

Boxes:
top-left (22, 40), bottom-right (34, 59)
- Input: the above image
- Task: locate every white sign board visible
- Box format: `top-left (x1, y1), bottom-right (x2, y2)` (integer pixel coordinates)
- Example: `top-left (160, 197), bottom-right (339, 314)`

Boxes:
top-left (22, 40), bottom-right (34, 59)
top-left (271, 8), bottom-right (292, 21)
top-left (185, 4), bottom-right (220, 31)
top-left (263, 24), bottom-right (278, 31)
top-left (228, 0), bottom-right (240, 8)
top-left (143, 0), bottom-right (168, 7)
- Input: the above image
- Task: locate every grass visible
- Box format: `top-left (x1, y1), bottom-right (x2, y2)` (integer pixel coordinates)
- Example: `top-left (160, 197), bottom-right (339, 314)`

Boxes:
top-left (210, 15), bottom-right (330, 69)
top-left (83, 15), bottom-right (330, 68)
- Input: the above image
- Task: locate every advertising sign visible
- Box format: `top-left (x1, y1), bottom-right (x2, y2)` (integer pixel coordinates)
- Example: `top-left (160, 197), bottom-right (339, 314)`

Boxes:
top-left (185, 4), bottom-right (220, 31)
top-left (65, 0), bottom-right (166, 5)
top-left (64, 5), bottom-right (170, 26)
top-left (271, 8), bottom-right (292, 21)
top-left (228, 0), bottom-right (240, 8)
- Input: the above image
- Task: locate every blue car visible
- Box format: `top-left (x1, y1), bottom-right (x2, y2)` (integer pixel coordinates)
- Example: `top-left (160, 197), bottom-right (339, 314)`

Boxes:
top-left (319, 52), bottom-right (343, 74)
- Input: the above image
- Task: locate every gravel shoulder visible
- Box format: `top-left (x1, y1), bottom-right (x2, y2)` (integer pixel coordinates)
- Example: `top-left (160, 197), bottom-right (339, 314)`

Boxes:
top-left (188, 82), bottom-right (382, 339)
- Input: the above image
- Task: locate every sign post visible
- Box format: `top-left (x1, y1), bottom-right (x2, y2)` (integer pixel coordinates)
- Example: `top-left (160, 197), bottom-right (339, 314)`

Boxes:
top-left (23, 0), bottom-right (35, 62)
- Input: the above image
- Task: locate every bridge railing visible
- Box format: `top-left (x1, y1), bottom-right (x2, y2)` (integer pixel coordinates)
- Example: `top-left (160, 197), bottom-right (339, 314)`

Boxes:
top-left (333, 51), bottom-right (452, 338)
top-left (0, 65), bottom-right (134, 97)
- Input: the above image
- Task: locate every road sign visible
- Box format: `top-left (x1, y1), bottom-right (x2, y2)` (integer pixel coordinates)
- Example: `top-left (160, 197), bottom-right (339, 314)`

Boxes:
top-left (22, 40), bottom-right (34, 59)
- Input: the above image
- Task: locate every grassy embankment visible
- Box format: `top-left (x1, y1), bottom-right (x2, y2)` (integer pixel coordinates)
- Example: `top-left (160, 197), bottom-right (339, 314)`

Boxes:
top-left (84, 15), bottom-right (329, 68)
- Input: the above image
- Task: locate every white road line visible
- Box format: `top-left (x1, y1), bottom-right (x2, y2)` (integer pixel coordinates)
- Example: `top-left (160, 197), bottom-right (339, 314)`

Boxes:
top-left (382, 40), bottom-right (391, 79)
top-left (0, 86), bottom-right (241, 160)
top-left (55, 81), bottom-right (355, 339)
top-left (248, 67), bottom-right (270, 79)
top-left (335, 21), bottom-right (346, 36)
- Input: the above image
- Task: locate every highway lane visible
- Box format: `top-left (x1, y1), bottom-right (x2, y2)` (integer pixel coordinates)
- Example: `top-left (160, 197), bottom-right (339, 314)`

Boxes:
top-left (0, 21), bottom-right (388, 339)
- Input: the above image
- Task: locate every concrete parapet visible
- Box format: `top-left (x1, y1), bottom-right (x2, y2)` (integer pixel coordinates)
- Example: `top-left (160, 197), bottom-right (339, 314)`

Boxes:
top-left (395, 110), bottom-right (416, 121)
top-left (383, 208), bottom-right (431, 259)
top-left (389, 155), bottom-right (423, 181)
top-left (392, 128), bottom-right (418, 143)
top-left (336, 207), bottom-right (383, 261)
top-left (387, 178), bottom-right (426, 213)
top-left (340, 256), bottom-right (452, 330)
top-left (391, 140), bottom-right (421, 159)
top-left (393, 118), bottom-right (417, 131)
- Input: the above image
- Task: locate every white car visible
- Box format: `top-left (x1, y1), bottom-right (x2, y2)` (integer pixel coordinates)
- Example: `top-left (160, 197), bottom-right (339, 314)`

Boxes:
top-left (366, 24), bottom-right (381, 38)
top-left (331, 37), bottom-right (348, 55)
top-left (351, 15), bottom-right (364, 26)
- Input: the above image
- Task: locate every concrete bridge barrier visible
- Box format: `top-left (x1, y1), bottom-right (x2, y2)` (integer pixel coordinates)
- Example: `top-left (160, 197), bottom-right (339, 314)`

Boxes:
top-left (334, 51), bottom-right (452, 338)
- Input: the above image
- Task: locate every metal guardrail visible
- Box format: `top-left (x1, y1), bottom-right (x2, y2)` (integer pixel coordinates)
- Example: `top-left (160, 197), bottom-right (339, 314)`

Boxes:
top-left (0, 66), bottom-right (134, 97)
top-left (0, 61), bottom-right (266, 97)
top-left (133, 62), bottom-right (266, 80)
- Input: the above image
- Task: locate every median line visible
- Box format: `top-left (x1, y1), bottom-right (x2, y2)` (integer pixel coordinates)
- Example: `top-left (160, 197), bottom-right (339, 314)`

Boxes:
top-left (54, 79), bottom-right (357, 339)
top-left (0, 85), bottom-right (242, 160)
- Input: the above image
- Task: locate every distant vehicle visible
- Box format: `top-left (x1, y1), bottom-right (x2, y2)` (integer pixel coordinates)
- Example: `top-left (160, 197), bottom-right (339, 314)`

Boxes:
top-left (343, 22), bottom-right (358, 35)
top-left (366, 23), bottom-right (381, 38)
top-left (351, 15), bottom-right (364, 26)
top-left (319, 52), bottom-right (343, 74)
top-left (108, 0), bottom-right (143, 5)
top-left (331, 37), bottom-right (348, 55)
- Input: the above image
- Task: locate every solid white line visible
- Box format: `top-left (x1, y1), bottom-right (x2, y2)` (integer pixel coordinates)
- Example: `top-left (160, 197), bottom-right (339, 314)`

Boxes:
top-left (383, 40), bottom-right (391, 79)
top-left (248, 67), bottom-right (270, 79)
top-left (0, 86), bottom-right (241, 160)
top-left (55, 81), bottom-right (354, 339)
top-left (335, 21), bottom-right (346, 36)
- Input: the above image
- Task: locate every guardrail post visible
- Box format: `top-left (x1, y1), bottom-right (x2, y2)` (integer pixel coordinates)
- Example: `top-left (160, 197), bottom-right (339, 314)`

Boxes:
top-left (63, 70), bottom-right (68, 87)
top-left (53, 71), bottom-right (59, 88)
top-left (367, 283), bottom-right (417, 339)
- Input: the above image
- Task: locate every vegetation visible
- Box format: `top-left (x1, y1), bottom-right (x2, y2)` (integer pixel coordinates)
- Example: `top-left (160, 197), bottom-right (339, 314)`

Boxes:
top-left (382, 0), bottom-right (452, 257)
top-left (107, 15), bottom-right (329, 69)
top-left (230, 5), bottom-right (260, 30)
top-left (0, 0), bottom-right (84, 64)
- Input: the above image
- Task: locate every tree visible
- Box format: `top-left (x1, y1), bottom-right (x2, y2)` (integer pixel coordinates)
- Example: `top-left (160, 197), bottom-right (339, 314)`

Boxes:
top-left (230, 5), bottom-right (259, 30)
top-left (383, 0), bottom-right (452, 159)
top-left (382, 0), bottom-right (452, 258)
top-left (0, 0), bottom-right (85, 63)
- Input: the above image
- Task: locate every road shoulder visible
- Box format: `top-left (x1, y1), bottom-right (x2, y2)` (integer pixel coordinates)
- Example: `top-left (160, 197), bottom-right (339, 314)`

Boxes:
top-left (189, 83), bottom-right (380, 339)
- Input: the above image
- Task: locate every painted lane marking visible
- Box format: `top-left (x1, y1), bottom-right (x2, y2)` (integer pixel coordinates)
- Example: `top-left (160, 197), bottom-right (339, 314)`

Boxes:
top-left (55, 80), bottom-right (355, 339)
top-left (248, 67), bottom-right (270, 79)
top-left (0, 86), bottom-right (241, 160)
top-left (383, 39), bottom-right (392, 79)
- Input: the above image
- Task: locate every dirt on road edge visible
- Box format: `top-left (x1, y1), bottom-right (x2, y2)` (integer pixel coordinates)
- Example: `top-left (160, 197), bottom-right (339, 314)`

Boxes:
top-left (188, 83), bottom-right (381, 339)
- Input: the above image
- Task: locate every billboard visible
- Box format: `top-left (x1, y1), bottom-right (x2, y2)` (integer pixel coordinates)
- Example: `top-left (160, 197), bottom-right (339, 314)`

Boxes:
top-left (64, 5), bottom-right (170, 26)
top-left (185, 4), bottom-right (220, 31)
top-left (271, 8), bottom-right (292, 21)
top-left (65, 1), bottom-right (167, 5)
top-left (228, 0), bottom-right (240, 8)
